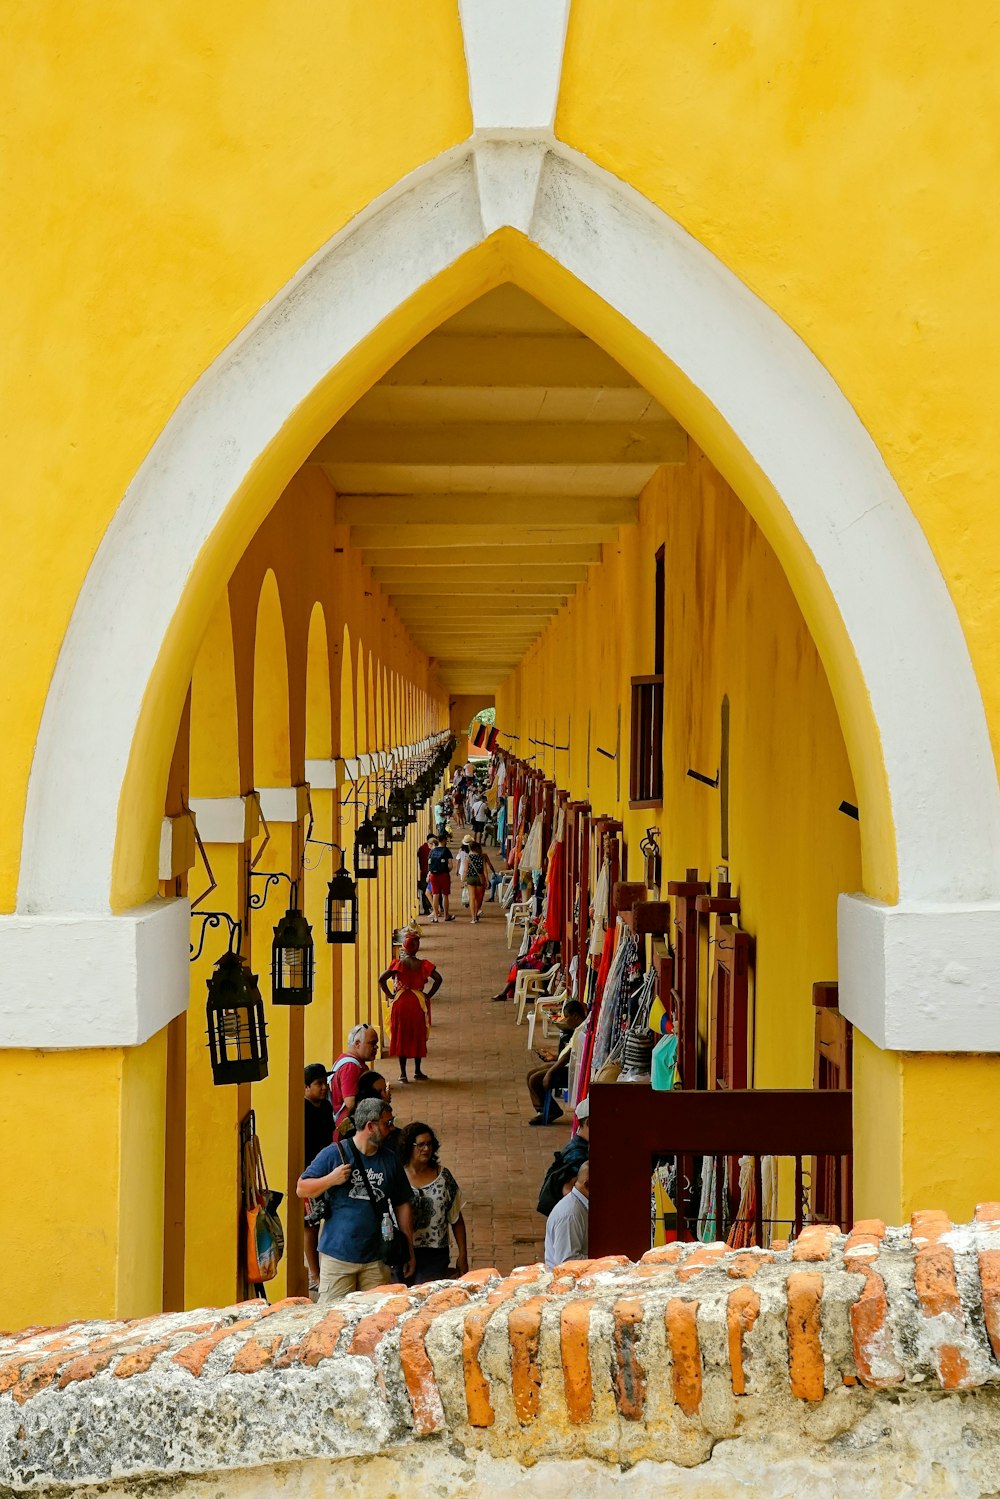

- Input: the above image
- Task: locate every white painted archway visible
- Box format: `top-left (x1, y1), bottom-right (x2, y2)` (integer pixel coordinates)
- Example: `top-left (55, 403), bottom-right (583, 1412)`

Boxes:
top-left (9, 4), bottom-right (1000, 1052)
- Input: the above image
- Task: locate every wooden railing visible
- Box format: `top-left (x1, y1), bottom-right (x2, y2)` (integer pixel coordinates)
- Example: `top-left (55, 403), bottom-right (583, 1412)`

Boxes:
top-left (588, 1084), bottom-right (853, 1261)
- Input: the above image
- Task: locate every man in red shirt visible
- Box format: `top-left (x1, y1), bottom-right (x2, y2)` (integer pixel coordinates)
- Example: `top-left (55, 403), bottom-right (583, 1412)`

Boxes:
top-left (328, 1024), bottom-right (379, 1136)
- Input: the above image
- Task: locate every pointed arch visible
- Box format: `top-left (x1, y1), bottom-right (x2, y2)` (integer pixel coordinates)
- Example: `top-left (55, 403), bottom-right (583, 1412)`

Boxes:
top-left (252, 570), bottom-right (290, 788)
top-left (18, 135), bottom-right (1000, 1049)
top-left (305, 604), bottom-right (332, 762)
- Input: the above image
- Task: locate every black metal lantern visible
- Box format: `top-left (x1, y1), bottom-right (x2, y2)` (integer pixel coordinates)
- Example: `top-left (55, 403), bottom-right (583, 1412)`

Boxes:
top-left (325, 853), bottom-right (358, 944)
top-left (404, 782), bottom-right (419, 824)
top-left (206, 949), bottom-right (269, 1085)
top-left (354, 812), bottom-right (379, 878)
top-left (387, 786), bottom-right (408, 842)
top-left (371, 804), bottom-right (394, 857)
top-left (272, 898), bottom-right (314, 1005)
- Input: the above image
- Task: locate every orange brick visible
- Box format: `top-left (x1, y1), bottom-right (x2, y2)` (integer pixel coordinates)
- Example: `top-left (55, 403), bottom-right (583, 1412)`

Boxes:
top-left (559, 1298), bottom-right (594, 1424)
top-left (792, 1225), bottom-right (840, 1262)
top-left (975, 1202), bottom-right (1000, 1225)
top-left (849, 1263), bottom-right (903, 1389)
top-left (726, 1252), bottom-right (774, 1280)
top-left (456, 1269), bottom-right (500, 1288)
top-left (911, 1210), bottom-right (951, 1244)
top-left (848, 1218), bottom-right (887, 1242)
top-left (347, 1295), bottom-right (413, 1359)
top-left (612, 1298), bottom-right (646, 1421)
top-left (666, 1298), bottom-right (702, 1416)
top-left (639, 1243), bottom-right (686, 1267)
top-left (172, 1319), bottom-right (259, 1377)
top-left (399, 1286), bottom-right (474, 1436)
top-left (979, 1249), bottom-right (1000, 1361)
top-left (676, 1245), bottom-right (726, 1283)
top-left (508, 1295), bottom-right (545, 1425)
top-left (786, 1271), bottom-right (824, 1402)
top-left (114, 1321), bottom-right (220, 1380)
top-left (275, 1310), bottom-right (347, 1369)
top-left (462, 1267), bottom-right (541, 1428)
top-left (913, 1241), bottom-right (972, 1389)
top-left (726, 1285), bottom-right (759, 1396)
top-left (230, 1334), bottom-right (282, 1374)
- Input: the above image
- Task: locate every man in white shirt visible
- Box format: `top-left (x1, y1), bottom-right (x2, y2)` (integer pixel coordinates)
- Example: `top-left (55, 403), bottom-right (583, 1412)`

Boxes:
top-left (543, 1162), bottom-right (589, 1268)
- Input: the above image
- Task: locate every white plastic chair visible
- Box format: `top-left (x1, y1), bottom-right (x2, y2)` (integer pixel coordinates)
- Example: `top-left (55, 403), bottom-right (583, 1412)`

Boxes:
top-left (526, 991), bottom-right (567, 1050)
top-left (514, 962), bottom-right (561, 1025)
top-left (506, 900), bottom-right (532, 948)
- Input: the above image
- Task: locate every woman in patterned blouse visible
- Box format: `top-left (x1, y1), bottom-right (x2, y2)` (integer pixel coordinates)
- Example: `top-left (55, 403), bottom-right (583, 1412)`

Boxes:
top-left (396, 1121), bottom-right (469, 1283)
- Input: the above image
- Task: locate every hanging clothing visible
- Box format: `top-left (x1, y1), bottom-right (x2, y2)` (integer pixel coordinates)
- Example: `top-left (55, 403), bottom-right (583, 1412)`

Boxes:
top-left (520, 812), bottom-right (545, 872)
top-left (544, 837), bottom-right (565, 939)
top-left (589, 860), bottom-right (610, 958)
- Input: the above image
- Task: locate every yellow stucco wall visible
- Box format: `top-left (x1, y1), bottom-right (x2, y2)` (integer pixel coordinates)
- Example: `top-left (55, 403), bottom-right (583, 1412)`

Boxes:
top-left (558, 0), bottom-right (1000, 770)
top-left (0, 1036), bottom-right (166, 1327)
top-left (0, 0), bottom-right (470, 910)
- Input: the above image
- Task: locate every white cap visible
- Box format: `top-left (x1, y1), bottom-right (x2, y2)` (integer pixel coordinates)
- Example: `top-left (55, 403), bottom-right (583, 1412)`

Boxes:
top-left (575, 1097), bottom-right (590, 1122)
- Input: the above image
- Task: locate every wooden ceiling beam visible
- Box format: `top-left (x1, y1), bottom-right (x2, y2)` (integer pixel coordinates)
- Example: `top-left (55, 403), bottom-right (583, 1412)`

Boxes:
top-left (354, 524), bottom-right (614, 550)
top-left (378, 335), bottom-right (638, 388)
top-left (370, 549), bottom-right (596, 570)
top-left (339, 494), bottom-right (638, 528)
top-left (311, 421), bottom-right (685, 466)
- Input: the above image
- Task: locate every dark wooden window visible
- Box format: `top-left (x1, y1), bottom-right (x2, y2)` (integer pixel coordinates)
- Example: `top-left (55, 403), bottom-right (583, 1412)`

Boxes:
top-left (629, 675), bottom-right (663, 806)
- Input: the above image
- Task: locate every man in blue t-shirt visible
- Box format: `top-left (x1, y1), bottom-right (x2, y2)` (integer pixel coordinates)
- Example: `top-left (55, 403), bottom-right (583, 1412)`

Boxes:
top-left (297, 1096), bottom-right (414, 1302)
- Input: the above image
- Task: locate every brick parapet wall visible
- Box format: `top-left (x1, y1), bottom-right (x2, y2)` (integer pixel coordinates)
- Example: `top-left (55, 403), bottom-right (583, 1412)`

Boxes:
top-left (4, 1209), bottom-right (1000, 1492)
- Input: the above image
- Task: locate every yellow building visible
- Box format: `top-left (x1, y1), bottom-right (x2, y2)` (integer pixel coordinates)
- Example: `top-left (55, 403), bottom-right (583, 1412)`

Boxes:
top-left (2, 0), bottom-right (999, 1329)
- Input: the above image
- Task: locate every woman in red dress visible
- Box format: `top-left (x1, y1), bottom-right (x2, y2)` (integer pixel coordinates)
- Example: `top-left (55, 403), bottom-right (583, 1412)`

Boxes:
top-left (378, 930), bottom-right (443, 1084)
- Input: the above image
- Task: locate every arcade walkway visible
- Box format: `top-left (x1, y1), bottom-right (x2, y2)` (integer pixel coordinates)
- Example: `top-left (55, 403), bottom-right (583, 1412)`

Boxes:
top-left (388, 890), bottom-right (571, 1273)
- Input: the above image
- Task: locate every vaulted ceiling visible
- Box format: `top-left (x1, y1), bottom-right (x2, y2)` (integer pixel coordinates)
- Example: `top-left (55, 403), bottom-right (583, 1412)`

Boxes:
top-left (307, 288), bottom-right (686, 694)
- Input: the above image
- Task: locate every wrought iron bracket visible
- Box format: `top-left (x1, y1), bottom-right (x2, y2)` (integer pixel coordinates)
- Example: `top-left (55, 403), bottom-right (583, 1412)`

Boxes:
top-left (248, 870), bottom-right (297, 911)
top-left (190, 910), bottom-right (243, 964)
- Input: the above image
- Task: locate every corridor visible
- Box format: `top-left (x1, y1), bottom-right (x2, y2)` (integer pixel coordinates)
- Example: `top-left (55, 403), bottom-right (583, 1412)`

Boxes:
top-left (386, 892), bottom-right (571, 1273)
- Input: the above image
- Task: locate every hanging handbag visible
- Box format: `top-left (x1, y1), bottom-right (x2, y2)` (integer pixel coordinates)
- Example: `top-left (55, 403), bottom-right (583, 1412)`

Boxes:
top-left (244, 1134), bottom-right (285, 1283)
top-left (619, 971), bottom-right (658, 1079)
top-left (349, 1141), bottom-right (410, 1267)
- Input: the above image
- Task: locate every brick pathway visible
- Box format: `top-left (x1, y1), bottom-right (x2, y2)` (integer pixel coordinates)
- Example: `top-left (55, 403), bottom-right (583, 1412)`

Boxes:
top-left (386, 870), bottom-right (571, 1272)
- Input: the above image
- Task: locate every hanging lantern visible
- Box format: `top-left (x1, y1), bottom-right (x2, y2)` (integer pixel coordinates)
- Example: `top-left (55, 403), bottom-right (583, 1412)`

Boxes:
top-left (404, 781), bottom-right (418, 824)
top-left (387, 786), bottom-right (408, 842)
top-left (325, 857), bottom-right (358, 944)
top-left (371, 805), bottom-right (394, 857)
top-left (271, 901), bottom-right (314, 1005)
top-left (354, 813), bottom-right (379, 878)
top-left (206, 950), bottom-right (269, 1085)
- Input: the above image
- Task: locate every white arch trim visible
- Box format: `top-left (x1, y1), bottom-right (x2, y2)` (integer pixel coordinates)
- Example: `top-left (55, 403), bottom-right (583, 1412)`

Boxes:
top-left (9, 59), bottom-right (1000, 1047)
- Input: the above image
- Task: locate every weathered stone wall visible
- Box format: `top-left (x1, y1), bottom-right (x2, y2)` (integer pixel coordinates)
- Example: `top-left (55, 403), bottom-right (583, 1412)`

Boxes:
top-left (4, 1209), bottom-right (1000, 1496)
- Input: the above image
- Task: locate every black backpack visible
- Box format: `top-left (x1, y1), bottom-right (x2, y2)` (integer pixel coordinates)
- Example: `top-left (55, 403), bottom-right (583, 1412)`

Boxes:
top-left (536, 1152), bottom-right (579, 1217)
top-left (428, 846), bottom-right (450, 875)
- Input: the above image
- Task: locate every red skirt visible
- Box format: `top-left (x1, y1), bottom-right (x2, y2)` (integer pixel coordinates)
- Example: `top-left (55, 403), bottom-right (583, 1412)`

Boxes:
top-left (389, 989), bottom-right (429, 1058)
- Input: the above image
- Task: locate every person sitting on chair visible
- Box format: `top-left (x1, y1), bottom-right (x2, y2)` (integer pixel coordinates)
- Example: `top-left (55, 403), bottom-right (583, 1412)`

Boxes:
top-left (526, 999), bottom-right (587, 1125)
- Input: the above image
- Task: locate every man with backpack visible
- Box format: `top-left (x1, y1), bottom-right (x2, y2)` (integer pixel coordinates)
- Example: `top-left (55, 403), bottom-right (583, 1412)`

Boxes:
top-left (328, 1024), bottom-right (378, 1137)
top-left (296, 1097), bottom-right (414, 1301)
top-left (427, 836), bottom-right (455, 922)
top-left (536, 1097), bottom-right (590, 1215)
